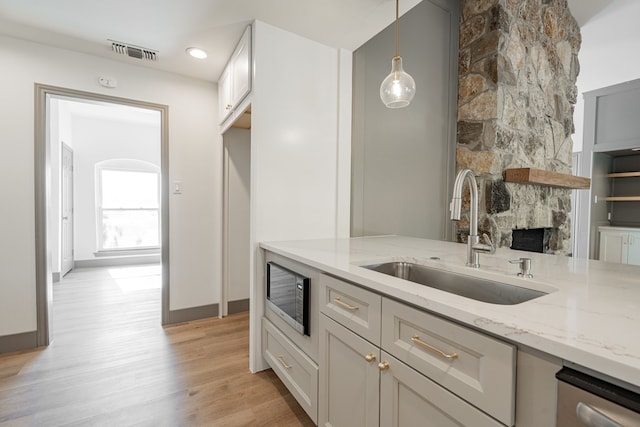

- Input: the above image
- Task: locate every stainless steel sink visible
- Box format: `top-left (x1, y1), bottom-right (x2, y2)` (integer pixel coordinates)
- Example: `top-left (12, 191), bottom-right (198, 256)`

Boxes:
top-left (362, 262), bottom-right (547, 305)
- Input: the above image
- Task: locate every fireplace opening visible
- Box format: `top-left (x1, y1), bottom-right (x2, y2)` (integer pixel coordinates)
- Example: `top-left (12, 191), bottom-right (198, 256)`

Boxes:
top-left (511, 228), bottom-right (554, 254)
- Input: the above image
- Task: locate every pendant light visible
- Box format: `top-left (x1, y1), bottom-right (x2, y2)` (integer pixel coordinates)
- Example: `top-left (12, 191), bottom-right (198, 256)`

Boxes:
top-left (380, 0), bottom-right (416, 108)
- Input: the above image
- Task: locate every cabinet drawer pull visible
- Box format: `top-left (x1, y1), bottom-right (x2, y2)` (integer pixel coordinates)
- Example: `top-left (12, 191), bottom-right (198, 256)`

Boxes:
top-left (364, 353), bottom-right (377, 363)
top-left (277, 355), bottom-right (293, 369)
top-left (378, 361), bottom-right (390, 371)
top-left (411, 335), bottom-right (458, 360)
top-left (334, 297), bottom-right (359, 311)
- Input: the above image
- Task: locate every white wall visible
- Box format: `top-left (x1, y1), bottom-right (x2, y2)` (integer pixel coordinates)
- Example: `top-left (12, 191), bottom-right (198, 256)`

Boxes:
top-left (573, 0), bottom-right (640, 152)
top-left (72, 115), bottom-right (160, 260)
top-left (0, 34), bottom-right (221, 337)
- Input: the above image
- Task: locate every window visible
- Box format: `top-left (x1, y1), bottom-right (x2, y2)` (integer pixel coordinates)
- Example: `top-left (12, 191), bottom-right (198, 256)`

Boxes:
top-left (96, 161), bottom-right (160, 251)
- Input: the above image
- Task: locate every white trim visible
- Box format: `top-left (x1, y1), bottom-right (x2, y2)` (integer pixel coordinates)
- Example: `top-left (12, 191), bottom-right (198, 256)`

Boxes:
top-left (74, 256), bottom-right (161, 268)
top-left (336, 48), bottom-right (353, 238)
top-left (94, 247), bottom-right (160, 257)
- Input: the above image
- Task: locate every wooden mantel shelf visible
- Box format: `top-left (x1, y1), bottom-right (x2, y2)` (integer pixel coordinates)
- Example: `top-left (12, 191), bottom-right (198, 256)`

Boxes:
top-left (504, 168), bottom-right (591, 189)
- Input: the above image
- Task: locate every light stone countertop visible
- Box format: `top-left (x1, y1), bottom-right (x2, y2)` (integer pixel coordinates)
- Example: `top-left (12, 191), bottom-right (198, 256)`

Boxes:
top-left (260, 235), bottom-right (640, 389)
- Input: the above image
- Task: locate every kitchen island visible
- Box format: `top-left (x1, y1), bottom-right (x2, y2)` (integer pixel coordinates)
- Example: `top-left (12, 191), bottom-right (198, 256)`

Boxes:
top-left (261, 235), bottom-right (640, 389)
top-left (259, 235), bottom-right (640, 426)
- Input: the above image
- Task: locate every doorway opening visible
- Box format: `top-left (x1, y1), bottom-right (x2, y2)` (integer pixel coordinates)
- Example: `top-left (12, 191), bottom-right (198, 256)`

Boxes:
top-left (35, 84), bottom-right (170, 346)
top-left (221, 115), bottom-right (252, 317)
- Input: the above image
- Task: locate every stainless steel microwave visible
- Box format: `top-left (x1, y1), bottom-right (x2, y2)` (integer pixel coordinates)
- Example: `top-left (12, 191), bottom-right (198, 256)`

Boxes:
top-left (266, 262), bottom-right (310, 336)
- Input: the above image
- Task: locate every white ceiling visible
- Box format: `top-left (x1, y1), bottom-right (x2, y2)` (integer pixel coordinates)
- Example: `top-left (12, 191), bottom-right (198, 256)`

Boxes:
top-left (0, 0), bottom-right (615, 84)
top-left (0, 0), bottom-right (423, 83)
top-left (566, 0), bottom-right (616, 27)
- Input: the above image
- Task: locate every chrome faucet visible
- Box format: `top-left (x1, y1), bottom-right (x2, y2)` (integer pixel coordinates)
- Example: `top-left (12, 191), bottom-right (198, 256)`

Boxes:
top-left (450, 169), bottom-right (495, 268)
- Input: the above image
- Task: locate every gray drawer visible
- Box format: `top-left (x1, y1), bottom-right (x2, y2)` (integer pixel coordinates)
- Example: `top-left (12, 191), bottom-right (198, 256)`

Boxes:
top-left (319, 274), bottom-right (381, 345)
top-left (382, 297), bottom-right (515, 426)
top-left (263, 318), bottom-right (318, 423)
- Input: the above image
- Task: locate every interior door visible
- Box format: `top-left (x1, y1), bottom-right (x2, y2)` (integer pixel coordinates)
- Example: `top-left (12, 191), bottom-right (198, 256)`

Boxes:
top-left (61, 143), bottom-right (74, 276)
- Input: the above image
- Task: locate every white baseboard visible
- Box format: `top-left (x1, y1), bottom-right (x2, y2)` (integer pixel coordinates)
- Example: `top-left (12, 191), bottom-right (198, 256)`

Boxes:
top-left (74, 254), bottom-right (161, 268)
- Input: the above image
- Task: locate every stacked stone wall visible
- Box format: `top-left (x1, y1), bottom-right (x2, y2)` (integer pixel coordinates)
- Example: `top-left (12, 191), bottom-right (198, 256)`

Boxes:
top-left (456, 0), bottom-right (581, 254)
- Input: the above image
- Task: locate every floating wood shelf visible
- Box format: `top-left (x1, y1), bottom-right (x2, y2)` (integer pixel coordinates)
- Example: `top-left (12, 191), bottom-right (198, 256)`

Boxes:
top-left (607, 172), bottom-right (640, 178)
top-left (503, 168), bottom-right (591, 189)
top-left (604, 196), bottom-right (640, 201)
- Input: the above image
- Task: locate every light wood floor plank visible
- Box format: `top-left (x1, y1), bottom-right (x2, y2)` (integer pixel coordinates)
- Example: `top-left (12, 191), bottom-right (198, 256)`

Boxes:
top-left (0, 266), bottom-right (313, 426)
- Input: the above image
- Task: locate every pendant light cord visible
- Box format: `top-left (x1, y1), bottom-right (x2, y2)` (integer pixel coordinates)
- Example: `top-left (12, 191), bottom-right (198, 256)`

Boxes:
top-left (395, 0), bottom-right (399, 58)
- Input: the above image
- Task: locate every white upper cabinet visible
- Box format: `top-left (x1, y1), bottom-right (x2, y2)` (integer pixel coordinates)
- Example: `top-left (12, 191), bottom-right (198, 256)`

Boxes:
top-left (231, 31), bottom-right (251, 106)
top-left (218, 25), bottom-right (252, 124)
top-left (218, 65), bottom-right (232, 121)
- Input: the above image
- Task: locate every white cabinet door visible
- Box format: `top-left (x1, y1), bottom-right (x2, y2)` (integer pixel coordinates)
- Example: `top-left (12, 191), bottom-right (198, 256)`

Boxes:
top-left (218, 25), bottom-right (251, 125)
top-left (318, 314), bottom-right (380, 427)
top-left (218, 65), bottom-right (232, 123)
top-left (599, 229), bottom-right (628, 263)
top-left (379, 352), bottom-right (503, 427)
top-left (627, 232), bottom-right (640, 266)
top-left (231, 25), bottom-right (251, 107)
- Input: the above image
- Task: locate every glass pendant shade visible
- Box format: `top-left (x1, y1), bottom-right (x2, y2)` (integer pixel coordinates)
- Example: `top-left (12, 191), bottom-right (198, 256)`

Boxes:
top-left (380, 56), bottom-right (416, 108)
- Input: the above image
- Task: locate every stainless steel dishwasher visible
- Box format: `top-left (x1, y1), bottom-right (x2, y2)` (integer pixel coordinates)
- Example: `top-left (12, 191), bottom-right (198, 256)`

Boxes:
top-left (556, 367), bottom-right (640, 426)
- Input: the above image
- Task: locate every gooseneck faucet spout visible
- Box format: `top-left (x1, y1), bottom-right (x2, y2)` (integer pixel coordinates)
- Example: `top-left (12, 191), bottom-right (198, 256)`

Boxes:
top-left (450, 169), bottom-right (495, 268)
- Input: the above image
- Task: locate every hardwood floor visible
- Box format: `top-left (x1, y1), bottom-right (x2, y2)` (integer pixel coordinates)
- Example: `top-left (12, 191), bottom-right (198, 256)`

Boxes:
top-left (0, 265), bottom-right (314, 426)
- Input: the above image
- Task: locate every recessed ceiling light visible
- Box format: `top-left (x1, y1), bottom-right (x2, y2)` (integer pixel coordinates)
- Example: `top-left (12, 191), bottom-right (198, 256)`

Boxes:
top-left (186, 47), bottom-right (207, 59)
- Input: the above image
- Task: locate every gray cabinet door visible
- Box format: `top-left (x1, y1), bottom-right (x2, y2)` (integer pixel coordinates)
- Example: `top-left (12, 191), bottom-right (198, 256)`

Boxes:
top-left (381, 297), bottom-right (515, 425)
top-left (379, 351), bottom-right (503, 427)
top-left (318, 314), bottom-right (380, 427)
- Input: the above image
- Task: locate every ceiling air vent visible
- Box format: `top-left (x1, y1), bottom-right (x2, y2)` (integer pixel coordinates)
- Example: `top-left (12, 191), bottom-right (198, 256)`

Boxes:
top-left (109, 40), bottom-right (158, 61)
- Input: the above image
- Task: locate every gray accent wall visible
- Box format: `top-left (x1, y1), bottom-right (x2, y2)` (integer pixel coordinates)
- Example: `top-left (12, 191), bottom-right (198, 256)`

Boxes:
top-left (351, 0), bottom-right (459, 240)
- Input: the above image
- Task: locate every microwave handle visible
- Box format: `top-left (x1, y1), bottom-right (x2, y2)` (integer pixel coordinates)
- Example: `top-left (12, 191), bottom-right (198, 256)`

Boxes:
top-left (576, 402), bottom-right (623, 427)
